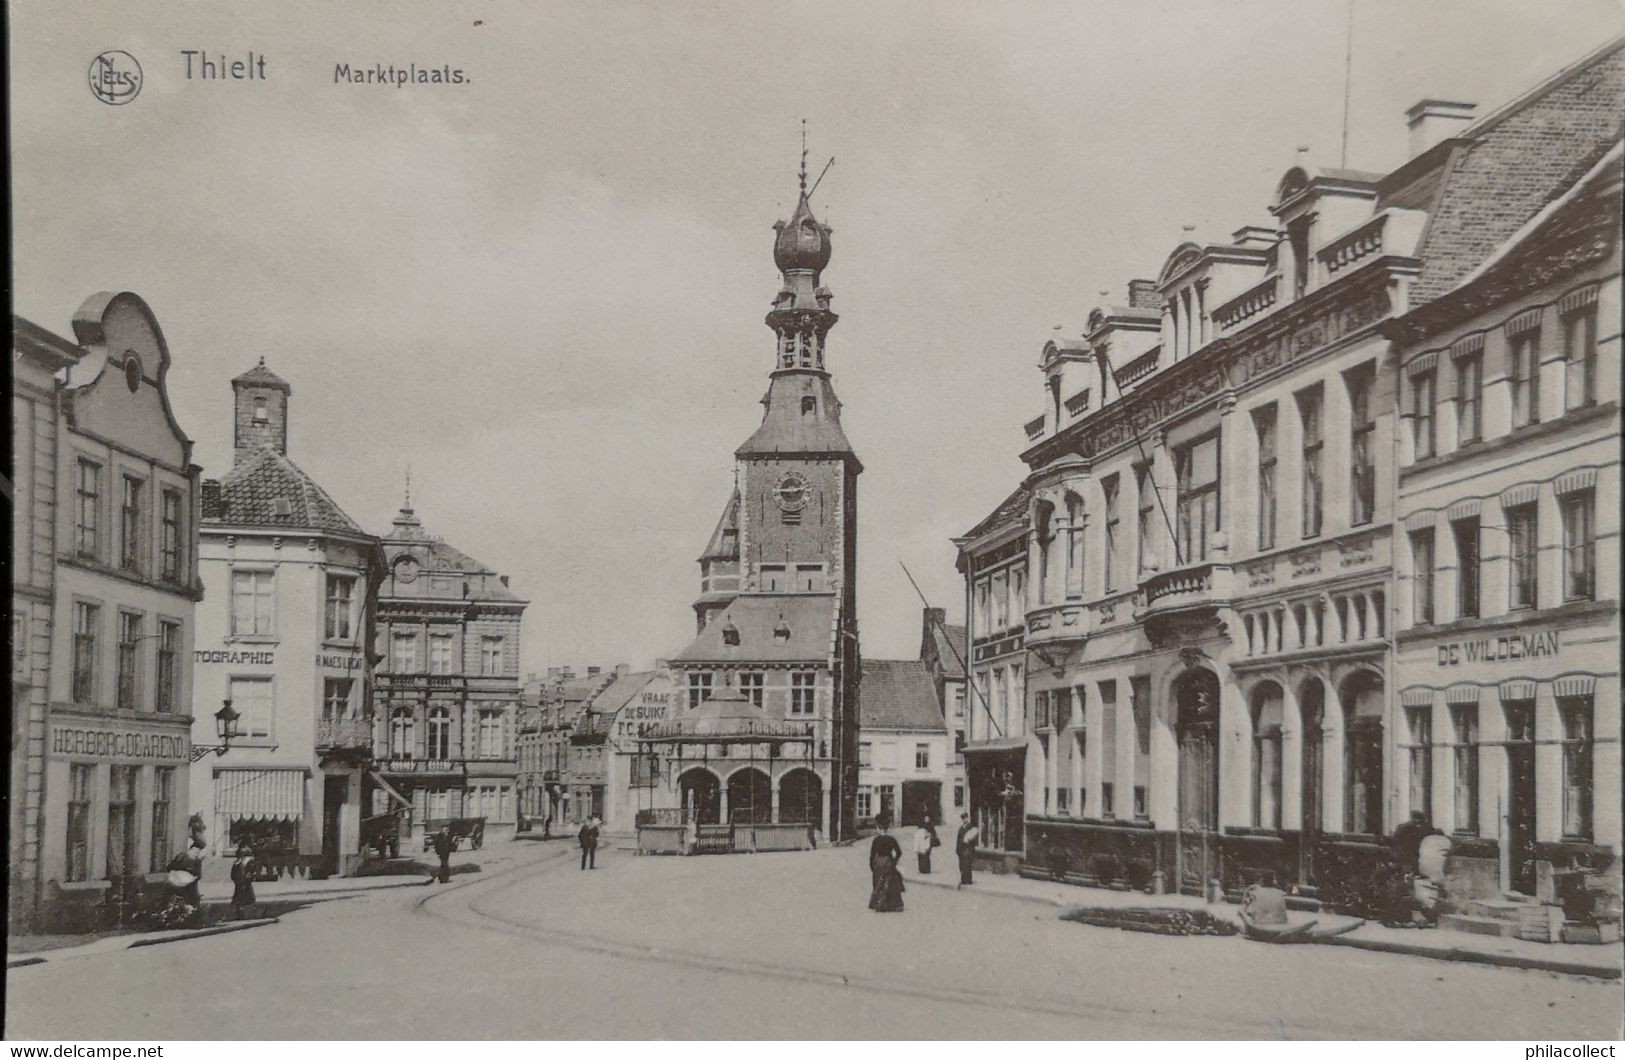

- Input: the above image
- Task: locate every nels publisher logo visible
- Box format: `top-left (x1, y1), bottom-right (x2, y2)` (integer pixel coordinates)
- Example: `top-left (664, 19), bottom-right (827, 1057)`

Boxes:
top-left (89, 50), bottom-right (142, 105)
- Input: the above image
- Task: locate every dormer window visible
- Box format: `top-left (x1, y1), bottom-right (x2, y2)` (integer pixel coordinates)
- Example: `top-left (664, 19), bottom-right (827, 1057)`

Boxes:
top-left (721, 619), bottom-right (741, 646)
top-left (773, 615), bottom-right (792, 644)
top-left (801, 396), bottom-right (816, 416)
top-left (1289, 217), bottom-right (1312, 299)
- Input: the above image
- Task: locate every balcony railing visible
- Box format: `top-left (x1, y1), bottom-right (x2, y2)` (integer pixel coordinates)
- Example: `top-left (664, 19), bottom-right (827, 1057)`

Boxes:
top-left (1023, 601), bottom-right (1088, 645)
top-left (316, 717), bottom-right (373, 750)
top-left (1212, 274), bottom-right (1280, 333)
top-left (1138, 560), bottom-right (1234, 615)
top-left (375, 757), bottom-right (463, 774)
top-left (1317, 214), bottom-right (1386, 277)
top-left (1116, 348), bottom-right (1160, 388)
top-left (1024, 415), bottom-right (1046, 441)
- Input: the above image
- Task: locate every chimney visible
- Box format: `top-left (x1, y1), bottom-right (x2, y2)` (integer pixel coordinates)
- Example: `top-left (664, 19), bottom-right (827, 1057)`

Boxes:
top-left (587, 666), bottom-right (601, 676)
top-left (546, 666), bottom-right (561, 680)
top-left (615, 663), bottom-right (630, 676)
top-left (1231, 225), bottom-right (1278, 249)
top-left (1405, 99), bottom-right (1476, 158)
top-left (499, 575), bottom-right (509, 587)
top-left (230, 358), bottom-right (291, 465)
top-left (654, 658), bottom-right (668, 670)
top-left (1127, 279), bottom-right (1163, 310)
top-left (201, 479), bottom-right (224, 520)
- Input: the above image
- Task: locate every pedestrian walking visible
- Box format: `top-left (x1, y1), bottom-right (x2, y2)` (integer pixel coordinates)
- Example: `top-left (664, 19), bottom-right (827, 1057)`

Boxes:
top-left (229, 844), bottom-right (258, 920)
top-left (955, 813), bottom-right (979, 889)
top-left (913, 823), bottom-right (934, 874)
top-left (579, 817), bottom-right (599, 870)
top-left (868, 822), bottom-right (904, 912)
top-left (431, 825), bottom-right (454, 884)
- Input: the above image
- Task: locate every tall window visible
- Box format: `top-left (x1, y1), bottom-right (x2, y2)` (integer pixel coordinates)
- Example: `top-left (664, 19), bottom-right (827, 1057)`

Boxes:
top-left (1065, 493), bottom-right (1085, 598)
top-left (1034, 690), bottom-right (1052, 730)
top-left (1559, 696), bottom-right (1593, 839)
top-left (915, 743), bottom-right (931, 770)
top-left (1562, 491), bottom-right (1595, 600)
top-left (1098, 680), bottom-right (1117, 817)
top-left (228, 676), bottom-right (273, 740)
top-left (1344, 683), bottom-right (1384, 835)
top-left (1010, 570), bottom-right (1025, 621)
top-left (120, 477), bottom-right (144, 572)
top-left (1102, 475), bottom-right (1120, 591)
top-left (1130, 676), bottom-right (1151, 820)
top-left (687, 671), bottom-right (712, 709)
top-left (1175, 435), bottom-right (1220, 563)
top-left (67, 764), bottom-right (93, 882)
top-left (116, 612), bottom-right (142, 711)
top-left (1451, 705), bottom-right (1477, 834)
top-left (323, 677), bottom-right (353, 720)
top-left (1411, 529), bottom-right (1435, 624)
top-left (1509, 327), bottom-right (1541, 428)
top-left (1297, 388), bottom-right (1323, 538)
top-left (1347, 364), bottom-right (1376, 525)
top-left (1254, 405), bottom-right (1277, 550)
top-left (75, 459), bottom-right (101, 558)
top-left (1252, 686), bottom-right (1283, 830)
top-left (1035, 503), bottom-right (1053, 605)
top-left (150, 767), bottom-right (175, 872)
top-left (72, 601), bottom-right (99, 704)
top-left (791, 671), bottom-right (816, 715)
top-left (160, 489), bottom-right (183, 582)
top-left (390, 708), bottom-right (415, 757)
top-left (1453, 518), bottom-right (1480, 620)
top-left (392, 632), bottom-right (419, 673)
top-left (1135, 464), bottom-right (1156, 572)
top-left (107, 765), bottom-right (138, 880)
top-left (478, 712), bottom-right (503, 758)
top-left (324, 575), bottom-right (355, 641)
top-left (230, 571), bottom-right (275, 637)
top-left (1506, 504), bottom-right (1538, 610)
top-left (1407, 707), bottom-right (1432, 822)
top-left (1412, 370), bottom-right (1437, 460)
top-left (739, 671), bottom-right (764, 708)
top-left (1456, 352), bottom-right (1483, 445)
top-left (991, 572), bottom-right (1008, 628)
top-left (429, 634), bottom-right (454, 675)
top-left (1289, 217), bottom-right (1311, 298)
top-left (974, 581), bottom-right (989, 633)
top-left (1563, 303), bottom-right (1598, 410)
top-left (481, 637), bottom-right (504, 677)
top-left (856, 786), bottom-right (873, 817)
top-left (858, 742), bottom-right (873, 768)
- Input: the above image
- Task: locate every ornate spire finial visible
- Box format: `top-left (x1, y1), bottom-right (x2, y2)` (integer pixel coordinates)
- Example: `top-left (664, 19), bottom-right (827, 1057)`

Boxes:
top-left (404, 465), bottom-right (412, 509)
top-left (799, 118), bottom-right (809, 194)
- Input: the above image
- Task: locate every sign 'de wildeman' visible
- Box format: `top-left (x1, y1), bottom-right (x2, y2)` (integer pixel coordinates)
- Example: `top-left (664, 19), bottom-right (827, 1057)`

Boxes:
top-left (1437, 629), bottom-right (1559, 667)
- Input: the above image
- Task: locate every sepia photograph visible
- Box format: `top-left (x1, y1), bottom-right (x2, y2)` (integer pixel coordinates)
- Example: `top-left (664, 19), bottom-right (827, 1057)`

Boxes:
top-left (7, 0), bottom-right (1625, 1045)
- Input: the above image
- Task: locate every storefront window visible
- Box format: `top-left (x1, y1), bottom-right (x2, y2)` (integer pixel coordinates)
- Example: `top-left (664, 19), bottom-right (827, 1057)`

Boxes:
top-left (1343, 677), bottom-right (1384, 835)
top-left (150, 767), bottom-right (175, 872)
top-left (1130, 676), bottom-right (1151, 821)
top-left (1451, 705), bottom-right (1477, 834)
top-left (1560, 696), bottom-right (1593, 840)
top-left (67, 764), bottom-right (94, 882)
top-left (107, 765), bottom-right (137, 881)
top-left (1099, 680), bottom-right (1117, 818)
top-left (1252, 686), bottom-right (1283, 830)
top-left (1407, 707), bottom-right (1432, 822)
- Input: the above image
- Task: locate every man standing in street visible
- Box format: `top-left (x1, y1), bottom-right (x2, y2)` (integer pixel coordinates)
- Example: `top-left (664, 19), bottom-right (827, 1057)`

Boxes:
top-left (431, 825), bottom-right (454, 884)
top-left (579, 816), bottom-right (599, 870)
top-left (955, 812), bottom-right (978, 889)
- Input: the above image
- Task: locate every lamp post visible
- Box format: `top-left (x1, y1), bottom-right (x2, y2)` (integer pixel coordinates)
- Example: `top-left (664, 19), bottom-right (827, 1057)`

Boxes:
top-left (188, 700), bottom-right (242, 763)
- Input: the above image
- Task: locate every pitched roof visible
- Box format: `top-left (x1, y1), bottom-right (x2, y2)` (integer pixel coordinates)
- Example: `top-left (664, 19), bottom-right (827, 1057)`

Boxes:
top-left (1407, 37), bottom-right (1625, 303)
top-left (699, 489), bottom-right (740, 562)
top-left (957, 483), bottom-right (1032, 544)
top-left (379, 504), bottom-right (524, 603)
top-left (584, 670), bottom-right (657, 716)
top-left (671, 593), bottom-right (837, 664)
top-left (204, 447), bottom-right (367, 535)
top-left (930, 623), bottom-right (967, 679)
top-left (231, 357), bottom-right (291, 392)
top-left (860, 659), bottom-right (945, 732)
top-left (736, 373), bottom-right (860, 465)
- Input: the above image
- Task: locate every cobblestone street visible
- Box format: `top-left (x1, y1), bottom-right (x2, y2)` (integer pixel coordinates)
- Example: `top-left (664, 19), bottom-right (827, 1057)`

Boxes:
top-left (7, 841), bottom-right (1619, 1039)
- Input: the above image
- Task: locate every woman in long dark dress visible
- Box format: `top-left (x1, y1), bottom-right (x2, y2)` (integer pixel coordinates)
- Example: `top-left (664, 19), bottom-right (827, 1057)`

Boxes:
top-left (868, 827), bottom-right (905, 912)
top-left (230, 844), bottom-right (258, 919)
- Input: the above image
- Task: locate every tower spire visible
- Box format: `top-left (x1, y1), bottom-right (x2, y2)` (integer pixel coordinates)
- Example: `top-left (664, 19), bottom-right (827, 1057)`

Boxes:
top-left (799, 118), bottom-right (808, 194)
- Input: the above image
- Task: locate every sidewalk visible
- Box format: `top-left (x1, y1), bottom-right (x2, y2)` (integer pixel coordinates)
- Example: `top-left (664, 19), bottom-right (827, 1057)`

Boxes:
top-left (903, 858), bottom-right (1623, 979)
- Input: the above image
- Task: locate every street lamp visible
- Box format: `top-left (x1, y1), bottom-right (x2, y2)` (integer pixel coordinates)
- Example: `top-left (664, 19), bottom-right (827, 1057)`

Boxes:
top-left (188, 700), bottom-right (242, 762)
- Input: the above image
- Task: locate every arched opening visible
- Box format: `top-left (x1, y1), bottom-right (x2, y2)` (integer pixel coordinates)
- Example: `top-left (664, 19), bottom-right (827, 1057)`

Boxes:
top-left (1250, 682), bottom-right (1284, 830)
top-left (726, 767), bottom-right (772, 825)
top-left (678, 768), bottom-right (721, 825)
top-left (1034, 500), bottom-right (1056, 606)
top-left (1340, 670), bottom-right (1384, 835)
top-left (1174, 667), bottom-right (1221, 893)
top-left (778, 768), bottom-right (824, 833)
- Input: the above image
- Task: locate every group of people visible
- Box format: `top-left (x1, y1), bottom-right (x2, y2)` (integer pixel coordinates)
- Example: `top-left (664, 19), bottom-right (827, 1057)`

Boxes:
top-left (867, 811), bottom-right (981, 913)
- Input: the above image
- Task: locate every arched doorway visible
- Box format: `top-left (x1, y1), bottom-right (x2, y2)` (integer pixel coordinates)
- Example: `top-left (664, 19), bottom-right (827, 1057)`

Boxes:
top-left (778, 768), bottom-right (823, 833)
top-left (678, 768), bottom-right (721, 825)
top-left (1175, 667), bottom-right (1221, 894)
top-left (726, 767), bottom-right (772, 825)
top-left (1298, 678), bottom-right (1326, 886)
top-left (1340, 670), bottom-right (1384, 835)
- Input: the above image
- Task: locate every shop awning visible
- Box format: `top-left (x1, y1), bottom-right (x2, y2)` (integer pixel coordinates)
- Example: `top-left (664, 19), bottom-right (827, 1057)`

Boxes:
top-left (214, 769), bottom-right (306, 822)
top-left (963, 737), bottom-right (1029, 754)
top-left (368, 770), bottom-right (413, 810)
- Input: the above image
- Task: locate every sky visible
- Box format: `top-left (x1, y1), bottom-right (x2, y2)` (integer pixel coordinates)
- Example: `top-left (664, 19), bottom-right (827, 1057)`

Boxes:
top-left (10, 0), bottom-right (1623, 674)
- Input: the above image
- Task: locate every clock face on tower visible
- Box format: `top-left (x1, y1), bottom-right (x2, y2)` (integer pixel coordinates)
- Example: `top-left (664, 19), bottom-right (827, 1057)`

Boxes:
top-left (773, 472), bottom-right (809, 512)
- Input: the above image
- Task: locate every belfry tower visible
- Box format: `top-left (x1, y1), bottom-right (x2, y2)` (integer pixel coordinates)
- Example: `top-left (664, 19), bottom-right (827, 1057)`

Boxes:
top-left (676, 146), bottom-right (863, 840)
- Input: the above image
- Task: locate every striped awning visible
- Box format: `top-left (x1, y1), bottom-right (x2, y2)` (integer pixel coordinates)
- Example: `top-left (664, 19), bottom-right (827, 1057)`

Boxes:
top-left (1446, 684), bottom-right (1482, 706)
top-left (1400, 688), bottom-right (1435, 708)
top-left (214, 769), bottom-right (306, 822)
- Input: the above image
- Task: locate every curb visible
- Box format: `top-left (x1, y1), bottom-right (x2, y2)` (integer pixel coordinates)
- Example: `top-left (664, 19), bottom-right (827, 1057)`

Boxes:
top-left (912, 873), bottom-right (1621, 979)
top-left (8, 916), bottom-right (279, 967)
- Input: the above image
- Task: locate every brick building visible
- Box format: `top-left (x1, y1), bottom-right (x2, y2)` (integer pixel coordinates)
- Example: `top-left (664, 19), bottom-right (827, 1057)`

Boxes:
top-left (10, 293), bottom-right (203, 928)
top-left (371, 495), bottom-right (527, 837)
